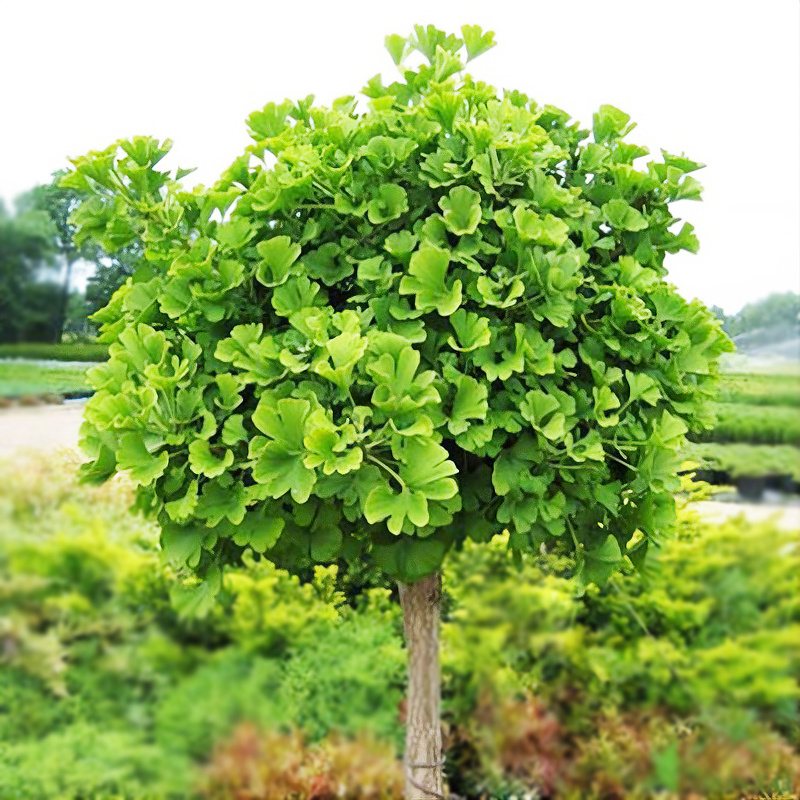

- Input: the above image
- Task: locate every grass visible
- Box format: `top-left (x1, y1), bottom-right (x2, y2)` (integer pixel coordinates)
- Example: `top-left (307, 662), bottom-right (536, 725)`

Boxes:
top-left (0, 360), bottom-right (93, 398)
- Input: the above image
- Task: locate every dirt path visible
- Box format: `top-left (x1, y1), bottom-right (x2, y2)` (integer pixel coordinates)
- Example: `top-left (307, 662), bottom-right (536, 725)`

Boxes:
top-left (0, 401), bottom-right (86, 458)
top-left (691, 500), bottom-right (799, 531)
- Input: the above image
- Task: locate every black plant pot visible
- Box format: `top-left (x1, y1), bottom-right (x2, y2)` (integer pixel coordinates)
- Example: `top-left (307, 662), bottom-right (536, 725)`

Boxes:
top-left (766, 474), bottom-right (795, 494)
top-left (736, 475), bottom-right (766, 501)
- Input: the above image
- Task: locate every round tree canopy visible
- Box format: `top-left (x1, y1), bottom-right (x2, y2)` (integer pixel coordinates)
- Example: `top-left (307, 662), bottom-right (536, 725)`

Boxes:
top-left (64, 25), bottom-right (731, 609)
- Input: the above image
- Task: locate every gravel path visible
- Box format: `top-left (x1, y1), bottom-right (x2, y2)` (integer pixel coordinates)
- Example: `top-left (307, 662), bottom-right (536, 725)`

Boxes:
top-left (0, 402), bottom-right (797, 531)
top-left (0, 401), bottom-right (86, 458)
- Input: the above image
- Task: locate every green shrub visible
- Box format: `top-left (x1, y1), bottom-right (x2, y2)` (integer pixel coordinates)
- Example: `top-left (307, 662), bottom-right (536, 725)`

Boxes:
top-left (1, 451), bottom-right (797, 798)
top-left (443, 512), bottom-right (800, 736)
top-left (154, 648), bottom-right (288, 760)
top-left (280, 610), bottom-right (405, 745)
top-left (206, 557), bottom-right (342, 656)
top-left (0, 723), bottom-right (192, 800)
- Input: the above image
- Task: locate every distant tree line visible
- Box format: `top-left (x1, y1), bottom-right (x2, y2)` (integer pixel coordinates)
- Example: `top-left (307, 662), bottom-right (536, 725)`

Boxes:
top-left (0, 173), bottom-right (139, 345)
top-left (710, 292), bottom-right (800, 339)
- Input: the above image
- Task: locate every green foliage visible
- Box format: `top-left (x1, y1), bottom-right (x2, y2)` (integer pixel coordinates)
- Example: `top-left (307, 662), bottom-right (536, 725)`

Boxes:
top-left (153, 649), bottom-right (287, 760)
top-left (0, 453), bottom-right (406, 796)
top-left (0, 200), bottom-right (61, 344)
top-left (0, 723), bottom-right (191, 800)
top-left (280, 611), bottom-right (405, 745)
top-left (1, 453), bottom-right (797, 797)
top-left (442, 512), bottom-right (800, 734)
top-left (64, 26), bottom-right (731, 592)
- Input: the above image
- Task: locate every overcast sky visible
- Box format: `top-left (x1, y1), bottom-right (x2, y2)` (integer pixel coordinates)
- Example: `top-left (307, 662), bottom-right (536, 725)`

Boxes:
top-left (1, 0), bottom-right (797, 314)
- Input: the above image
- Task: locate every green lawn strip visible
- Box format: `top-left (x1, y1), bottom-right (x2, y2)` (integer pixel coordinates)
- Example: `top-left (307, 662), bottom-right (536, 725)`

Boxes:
top-left (0, 360), bottom-right (93, 397)
top-left (702, 402), bottom-right (800, 446)
top-left (719, 373), bottom-right (800, 407)
top-left (0, 342), bottom-right (109, 362)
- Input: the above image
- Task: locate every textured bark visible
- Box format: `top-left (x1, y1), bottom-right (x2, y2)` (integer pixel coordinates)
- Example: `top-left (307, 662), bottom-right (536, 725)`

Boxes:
top-left (398, 572), bottom-right (444, 800)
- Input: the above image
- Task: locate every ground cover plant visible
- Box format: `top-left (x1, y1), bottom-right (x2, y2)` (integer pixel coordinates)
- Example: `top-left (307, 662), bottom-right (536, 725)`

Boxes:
top-left (62, 24), bottom-right (730, 797)
top-left (0, 452), bottom-right (797, 799)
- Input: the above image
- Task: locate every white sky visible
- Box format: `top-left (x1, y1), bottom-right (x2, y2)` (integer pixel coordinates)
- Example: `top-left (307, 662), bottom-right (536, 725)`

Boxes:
top-left (1, 0), bottom-right (798, 314)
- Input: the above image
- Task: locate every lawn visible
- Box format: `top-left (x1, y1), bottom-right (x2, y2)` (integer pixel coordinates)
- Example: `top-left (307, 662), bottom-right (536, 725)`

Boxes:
top-left (0, 359), bottom-right (93, 398)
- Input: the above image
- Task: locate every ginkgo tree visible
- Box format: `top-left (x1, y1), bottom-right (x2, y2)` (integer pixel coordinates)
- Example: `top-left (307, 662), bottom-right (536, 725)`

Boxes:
top-left (63, 24), bottom-right (731, 799)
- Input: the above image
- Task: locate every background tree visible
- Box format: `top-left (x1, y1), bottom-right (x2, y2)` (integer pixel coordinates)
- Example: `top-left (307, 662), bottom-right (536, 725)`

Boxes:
top-left (0, 200), bottom-right (58, 343)
top-left (63, 25), bottom-right (731, 798)
top-left (723, 291), bottom-right (799, 337)
top-left (17, 174), bottom-right (87, 343)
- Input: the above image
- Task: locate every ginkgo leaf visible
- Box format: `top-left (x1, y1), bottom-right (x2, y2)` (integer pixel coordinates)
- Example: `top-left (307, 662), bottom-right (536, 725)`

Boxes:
top-left (461, 24), bottom-right (496, 61)
top-left (367, 345), bottom-right (440, 415)
top-left (164, 480), bottom-right (199, 522)
top-left (438, 185), bottom-right (482, 235)
top-left (397, 439), bottom-right (458, 500)
top-left (302, 243), bottom-right (353, 285)
top-left (195, 480), bottom-right (248, 526)
top-left (117, 433), bottom-right (169, 486)
top-left (448, 373), bottom-right (488, 435)
top-left (272, 276), bottom-right (325, 317)
top-left (364, 485), bottom-right (429, 534)
top-left (313, 331), bottom-right (368, 392)
top-left (367, 183), bottom-right (409, 224)
top-left (626, 370), bottom-right (661, 405)
top-left (603, 199), bottom-right (648, 231)
top-left (188, 439), bottom-right (234, 478)
top-left (232, 511), bottom-right (285, 553)
top-left (593, 385), bottom-right (621, 427)
top-left (255, 236), bottom-right (302, 287)
top-left (399, 245), bottom-right (462, 315)
top-left (447, 309), bottom-right (491, 351)
top-left (512, 206), bottom-right (570, 247)
top-left (580, 535), bottom-right (623, 586)
top-left (250, 398), bottom-right (316, 502)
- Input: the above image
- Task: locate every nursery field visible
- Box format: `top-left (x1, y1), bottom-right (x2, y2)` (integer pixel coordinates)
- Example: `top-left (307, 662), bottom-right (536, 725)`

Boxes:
top-left (682, 366), bottom-right (800, 498)
top-left (0, 451), bottom-right (797, 800)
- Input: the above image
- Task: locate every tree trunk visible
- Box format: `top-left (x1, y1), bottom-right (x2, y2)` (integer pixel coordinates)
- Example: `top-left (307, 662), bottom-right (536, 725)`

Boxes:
top-left (398, 572), bottom-right (444, 800)
top-left (55, 255), bottom-right (75, 344)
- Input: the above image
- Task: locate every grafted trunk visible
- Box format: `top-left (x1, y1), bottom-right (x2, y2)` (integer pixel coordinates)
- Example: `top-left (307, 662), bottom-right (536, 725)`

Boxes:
top-left (398, 572), bottom-right (444, 800)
